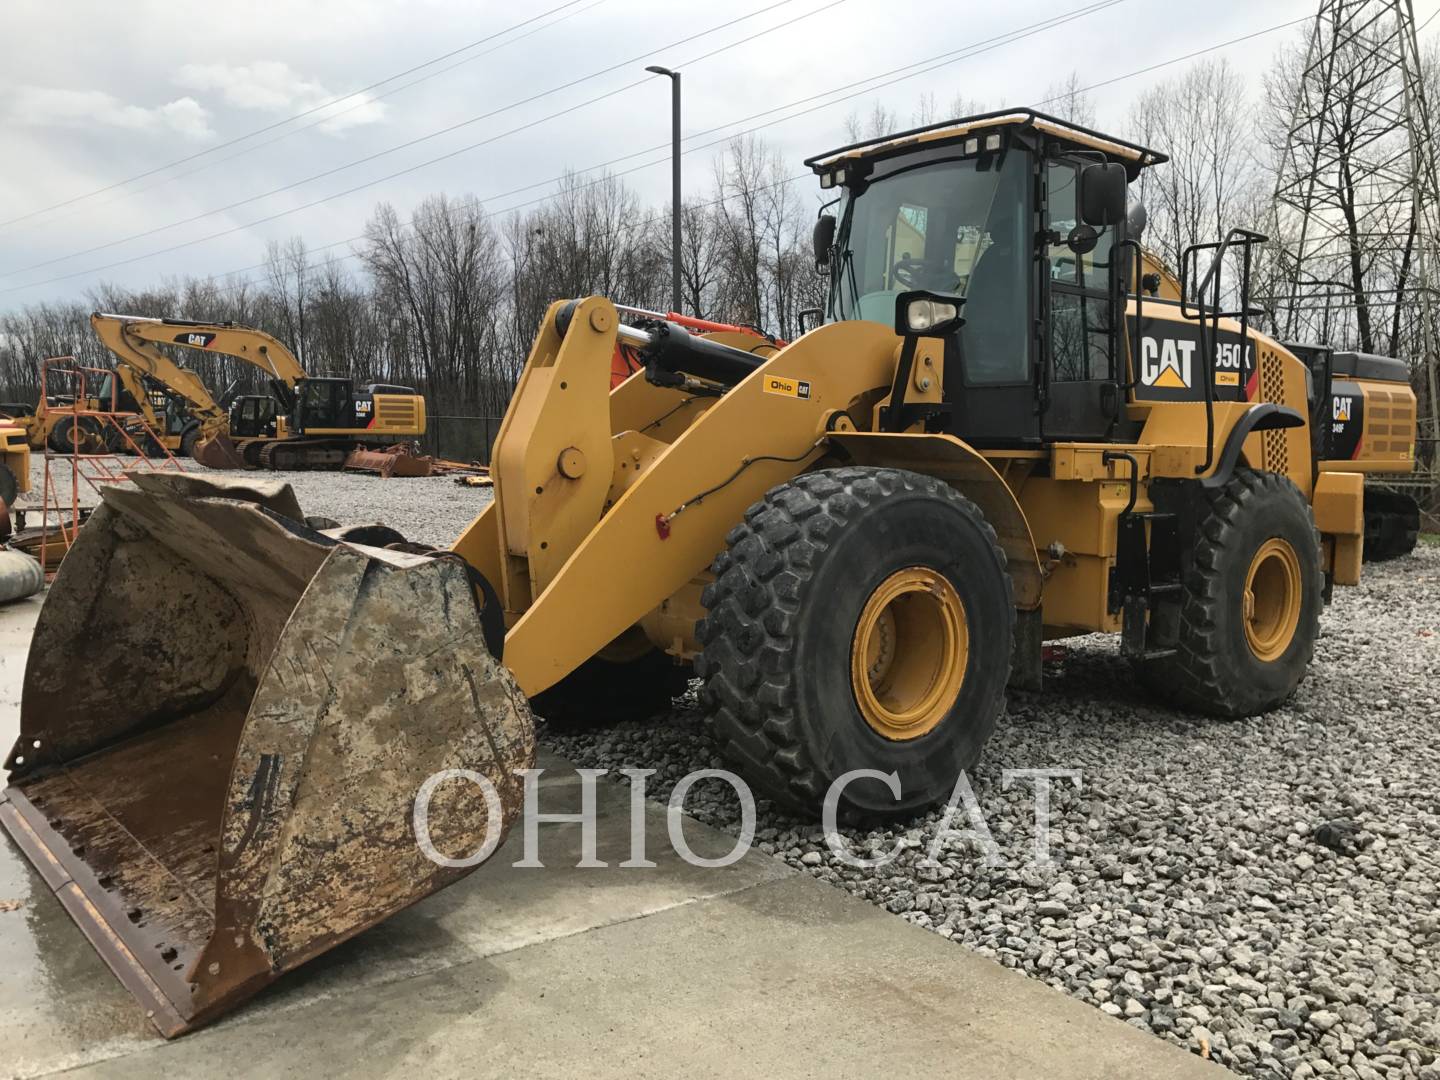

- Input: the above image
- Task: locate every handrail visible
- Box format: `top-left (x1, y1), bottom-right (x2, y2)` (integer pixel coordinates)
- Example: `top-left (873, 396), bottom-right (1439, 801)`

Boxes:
top-left (1178, 228), bottom-right (1269, 476)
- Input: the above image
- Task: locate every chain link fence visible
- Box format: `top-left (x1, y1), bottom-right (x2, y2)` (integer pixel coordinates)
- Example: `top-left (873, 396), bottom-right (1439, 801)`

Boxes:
top-left (421, 415), bottom-right (504, 465)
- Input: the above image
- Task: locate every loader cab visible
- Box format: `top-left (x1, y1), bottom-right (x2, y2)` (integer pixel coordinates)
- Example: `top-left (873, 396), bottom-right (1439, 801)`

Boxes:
top-left (808, 110), bottom-right (1166, 447)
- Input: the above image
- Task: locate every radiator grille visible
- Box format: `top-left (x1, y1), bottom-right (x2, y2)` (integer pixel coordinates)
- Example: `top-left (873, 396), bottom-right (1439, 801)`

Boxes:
top-left (1258, 349), bottom-right (1289, 474)
top-left (1366, 387), bottom-right (1416, 457)
top-left (373, 396), bottom-right (421, 431)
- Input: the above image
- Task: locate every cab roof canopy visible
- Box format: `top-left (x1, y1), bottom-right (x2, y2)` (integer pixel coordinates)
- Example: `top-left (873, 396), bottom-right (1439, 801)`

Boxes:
top-left (805, 108), bottom-right (1169, 182)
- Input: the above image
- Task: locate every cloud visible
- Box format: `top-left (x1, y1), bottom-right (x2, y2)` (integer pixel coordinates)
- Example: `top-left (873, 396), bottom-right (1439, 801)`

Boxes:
top-left (8, 87), bottom-right (215, 139)
top-left (174, 61), bottom-right (386, 133)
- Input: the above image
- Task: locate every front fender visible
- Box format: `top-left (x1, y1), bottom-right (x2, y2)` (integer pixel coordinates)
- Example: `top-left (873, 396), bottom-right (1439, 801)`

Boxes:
top-left (825, 431), bottom-right (1042, 610)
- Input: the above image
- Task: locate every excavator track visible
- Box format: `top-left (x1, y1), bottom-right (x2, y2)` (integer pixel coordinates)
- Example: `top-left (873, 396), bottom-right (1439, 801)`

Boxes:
top-left (257, 438), bottom-right (353, 471)
top-left (1362, 488), bottom-right (1421, 560)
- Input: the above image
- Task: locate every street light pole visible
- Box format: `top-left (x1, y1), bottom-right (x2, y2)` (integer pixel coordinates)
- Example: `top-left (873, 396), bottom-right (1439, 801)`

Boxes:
top-left (645, 64), bottom-right (682, 314)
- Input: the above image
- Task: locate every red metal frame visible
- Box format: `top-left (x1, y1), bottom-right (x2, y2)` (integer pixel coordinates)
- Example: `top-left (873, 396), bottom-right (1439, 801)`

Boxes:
top-left (36, 356), bottom-right (181, 575)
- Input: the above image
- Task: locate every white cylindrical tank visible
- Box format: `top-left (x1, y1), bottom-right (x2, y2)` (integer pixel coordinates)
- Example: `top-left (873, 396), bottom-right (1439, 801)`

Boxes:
top-left (0, 548), bottom-right (44, 603)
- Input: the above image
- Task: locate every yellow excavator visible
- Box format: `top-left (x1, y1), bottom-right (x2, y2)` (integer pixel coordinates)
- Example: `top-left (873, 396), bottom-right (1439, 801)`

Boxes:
top-left (90, 314), bottom-right (427, 469)
top-left (2, 110), bottom-right (1418, 1036)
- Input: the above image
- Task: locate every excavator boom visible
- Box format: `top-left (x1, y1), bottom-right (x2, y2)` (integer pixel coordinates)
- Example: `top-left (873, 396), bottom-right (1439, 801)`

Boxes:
top-left (90, 314), bottom-right (238, 427)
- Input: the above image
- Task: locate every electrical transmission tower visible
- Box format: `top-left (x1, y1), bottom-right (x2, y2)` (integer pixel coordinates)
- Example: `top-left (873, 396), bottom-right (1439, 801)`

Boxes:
top-left (1268, 0), bottom-right (1440, 510)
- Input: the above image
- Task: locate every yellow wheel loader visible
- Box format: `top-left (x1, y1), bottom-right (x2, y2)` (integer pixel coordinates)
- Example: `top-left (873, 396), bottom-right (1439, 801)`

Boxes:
top-left (1, 110), bottom-right (1417, 1035)
top-left (0, 420), bottom-right (31, 507)
top-left (91, 314), bottom-right (427, 470)
top-left (0, 380), bottom-right (117, 455)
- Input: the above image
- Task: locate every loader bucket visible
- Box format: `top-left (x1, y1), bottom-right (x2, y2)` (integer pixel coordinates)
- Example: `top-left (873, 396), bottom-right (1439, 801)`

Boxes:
top-left (190, 430), bottom-right (248, 469)
top-left (0, 472), bottom-right (534, 1036)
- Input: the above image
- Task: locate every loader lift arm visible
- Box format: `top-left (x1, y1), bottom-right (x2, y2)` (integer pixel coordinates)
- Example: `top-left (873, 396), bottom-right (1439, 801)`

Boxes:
top-left (4, 107), bottom-right (1398, 1045)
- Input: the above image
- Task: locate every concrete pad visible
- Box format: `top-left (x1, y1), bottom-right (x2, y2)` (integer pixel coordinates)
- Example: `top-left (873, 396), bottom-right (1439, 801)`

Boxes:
top-left (55, 873), bottom-right (1222, 1080)
top-left (0, 592), bottom-right (41, 734)
top-left (1, 746), bottom-right (790, 1078)
top-left (0, 586), bottom-right (1223, 1080)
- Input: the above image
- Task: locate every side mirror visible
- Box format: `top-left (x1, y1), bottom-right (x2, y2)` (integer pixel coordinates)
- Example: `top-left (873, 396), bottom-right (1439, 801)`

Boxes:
top-left (1080, 162), bottom-right (1127, 227)
top-left (895, 290), bottom-right (965, 338)
top-left (1067, 223), bottom-right (1099, 256)
top-left (813, 213), bottom-right (837, 270)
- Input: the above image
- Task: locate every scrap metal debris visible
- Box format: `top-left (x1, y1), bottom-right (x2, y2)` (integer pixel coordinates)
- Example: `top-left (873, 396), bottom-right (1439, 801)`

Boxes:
top-left (342, 443), bottom-right (489, 480)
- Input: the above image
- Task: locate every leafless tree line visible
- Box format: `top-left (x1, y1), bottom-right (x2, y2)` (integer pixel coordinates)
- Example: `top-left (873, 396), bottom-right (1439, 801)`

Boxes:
top-left (0, 138), bottom-right (826, 415)
top-left (3, 27), bottom-right (1438, 419)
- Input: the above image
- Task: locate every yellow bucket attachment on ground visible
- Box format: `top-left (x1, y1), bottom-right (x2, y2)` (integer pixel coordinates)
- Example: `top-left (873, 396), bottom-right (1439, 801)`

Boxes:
top-left (0, 473), bottom-right (533, 1036)
top-left (190, 430), bottom-right (248, 469)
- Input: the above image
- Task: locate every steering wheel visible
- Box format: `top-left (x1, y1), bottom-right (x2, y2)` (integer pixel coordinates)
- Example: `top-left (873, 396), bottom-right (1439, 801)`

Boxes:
top-left (890, 255), bottom-right (941, 288)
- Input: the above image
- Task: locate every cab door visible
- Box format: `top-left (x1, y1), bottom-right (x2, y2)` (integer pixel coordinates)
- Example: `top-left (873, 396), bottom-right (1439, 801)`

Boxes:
top-left (1041, 159), bottom-right (1120, 441)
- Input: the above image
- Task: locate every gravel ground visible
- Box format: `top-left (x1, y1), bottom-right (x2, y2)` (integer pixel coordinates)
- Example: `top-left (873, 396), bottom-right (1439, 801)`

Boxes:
top-left (23, 456), bottom-right (1440, 1078)
top-left (541, 547), bottom-right (1440, 1080)
top-left (20, 456), bottom-right (492, 549)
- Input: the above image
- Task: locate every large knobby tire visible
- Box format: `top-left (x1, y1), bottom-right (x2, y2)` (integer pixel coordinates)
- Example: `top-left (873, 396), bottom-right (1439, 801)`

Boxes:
top-left (531, 648), bottom-right (693, 730)
top-left (697, 466), bottom-right (1014, 820)
top-left (0, 464), bottom-right (16, 507)
top-left (1140, 470), bottom-right (1322, 717)
top-left (179, 425), bottom-right (202, 459)
top-left (46, 415), bottom-right (103, 454)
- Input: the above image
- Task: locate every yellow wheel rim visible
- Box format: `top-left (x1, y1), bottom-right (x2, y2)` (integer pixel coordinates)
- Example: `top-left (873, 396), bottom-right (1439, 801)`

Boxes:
top-left (850, 567), bottom-right (969, 741)
top-left (1243, 537), bottom-right (1302, 662)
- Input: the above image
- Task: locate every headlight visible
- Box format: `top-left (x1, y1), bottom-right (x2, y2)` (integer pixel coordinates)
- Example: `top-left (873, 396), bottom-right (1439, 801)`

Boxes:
top-left (906, 298), bottom-right (959, 333)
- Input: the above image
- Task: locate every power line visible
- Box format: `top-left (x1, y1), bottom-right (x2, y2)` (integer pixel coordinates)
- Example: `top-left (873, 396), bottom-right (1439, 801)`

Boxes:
top-left (0, 0), bottom-right (595, 231)
top-left (0, 0), bottom-right (1118, 296)
top-left (14, 3), bottom-right (1319, 305)
top-left (0, 0), bottom-right (608, 243)
top-left (1, 0), bottom-right (816, 280)
top-left (90, 0), bottom-right (1289, 304)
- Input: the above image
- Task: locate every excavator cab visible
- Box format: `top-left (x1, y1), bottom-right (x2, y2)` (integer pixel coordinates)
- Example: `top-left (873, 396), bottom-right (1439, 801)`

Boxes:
top-left (290, 376), bottom-right (355, 432)
top-left (229, 394), bottom-right (279, 439)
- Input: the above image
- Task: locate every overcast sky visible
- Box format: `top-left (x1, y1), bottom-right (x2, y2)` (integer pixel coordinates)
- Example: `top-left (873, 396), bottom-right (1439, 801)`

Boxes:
top-left (0, 0), bottom-right (1371, 309)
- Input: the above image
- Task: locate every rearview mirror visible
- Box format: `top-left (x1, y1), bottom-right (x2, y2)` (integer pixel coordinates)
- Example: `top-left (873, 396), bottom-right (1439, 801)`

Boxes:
top-left (895, 290), bottom-right (966, 338)
top-left (813, 213), bottom-right (837, 270)
top-left (1080, 162), bottom-right (1127, 227)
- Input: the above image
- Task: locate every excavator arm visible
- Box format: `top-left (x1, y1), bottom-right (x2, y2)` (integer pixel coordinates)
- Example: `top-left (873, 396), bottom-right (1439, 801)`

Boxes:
top-left (90, 314), bottom-right (236, 431)
top-left (91, 313), bottom-right (308, 406)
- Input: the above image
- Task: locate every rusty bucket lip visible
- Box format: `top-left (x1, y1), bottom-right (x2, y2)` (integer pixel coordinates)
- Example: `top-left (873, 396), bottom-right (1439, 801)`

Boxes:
top-left (3, 474), bottom-right (534, 1038)
top-left (1, 787), bottom-right (190, 1037)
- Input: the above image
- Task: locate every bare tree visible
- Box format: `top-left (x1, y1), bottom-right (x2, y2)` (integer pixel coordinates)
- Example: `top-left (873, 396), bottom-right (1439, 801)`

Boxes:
top-left (1042, 72), bottom-right (1096, 127)
top-left (1128, 59), bottom-right (1262, 285)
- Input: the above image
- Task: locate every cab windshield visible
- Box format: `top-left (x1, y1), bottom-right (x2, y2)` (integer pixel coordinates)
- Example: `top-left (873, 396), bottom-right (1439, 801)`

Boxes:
top-left (828, 147), bottom-right (1030, 383)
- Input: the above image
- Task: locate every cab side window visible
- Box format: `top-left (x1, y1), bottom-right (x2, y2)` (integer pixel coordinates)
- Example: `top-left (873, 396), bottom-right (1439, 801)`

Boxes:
top-left (1048, 162), bottom-right (1114, 383)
